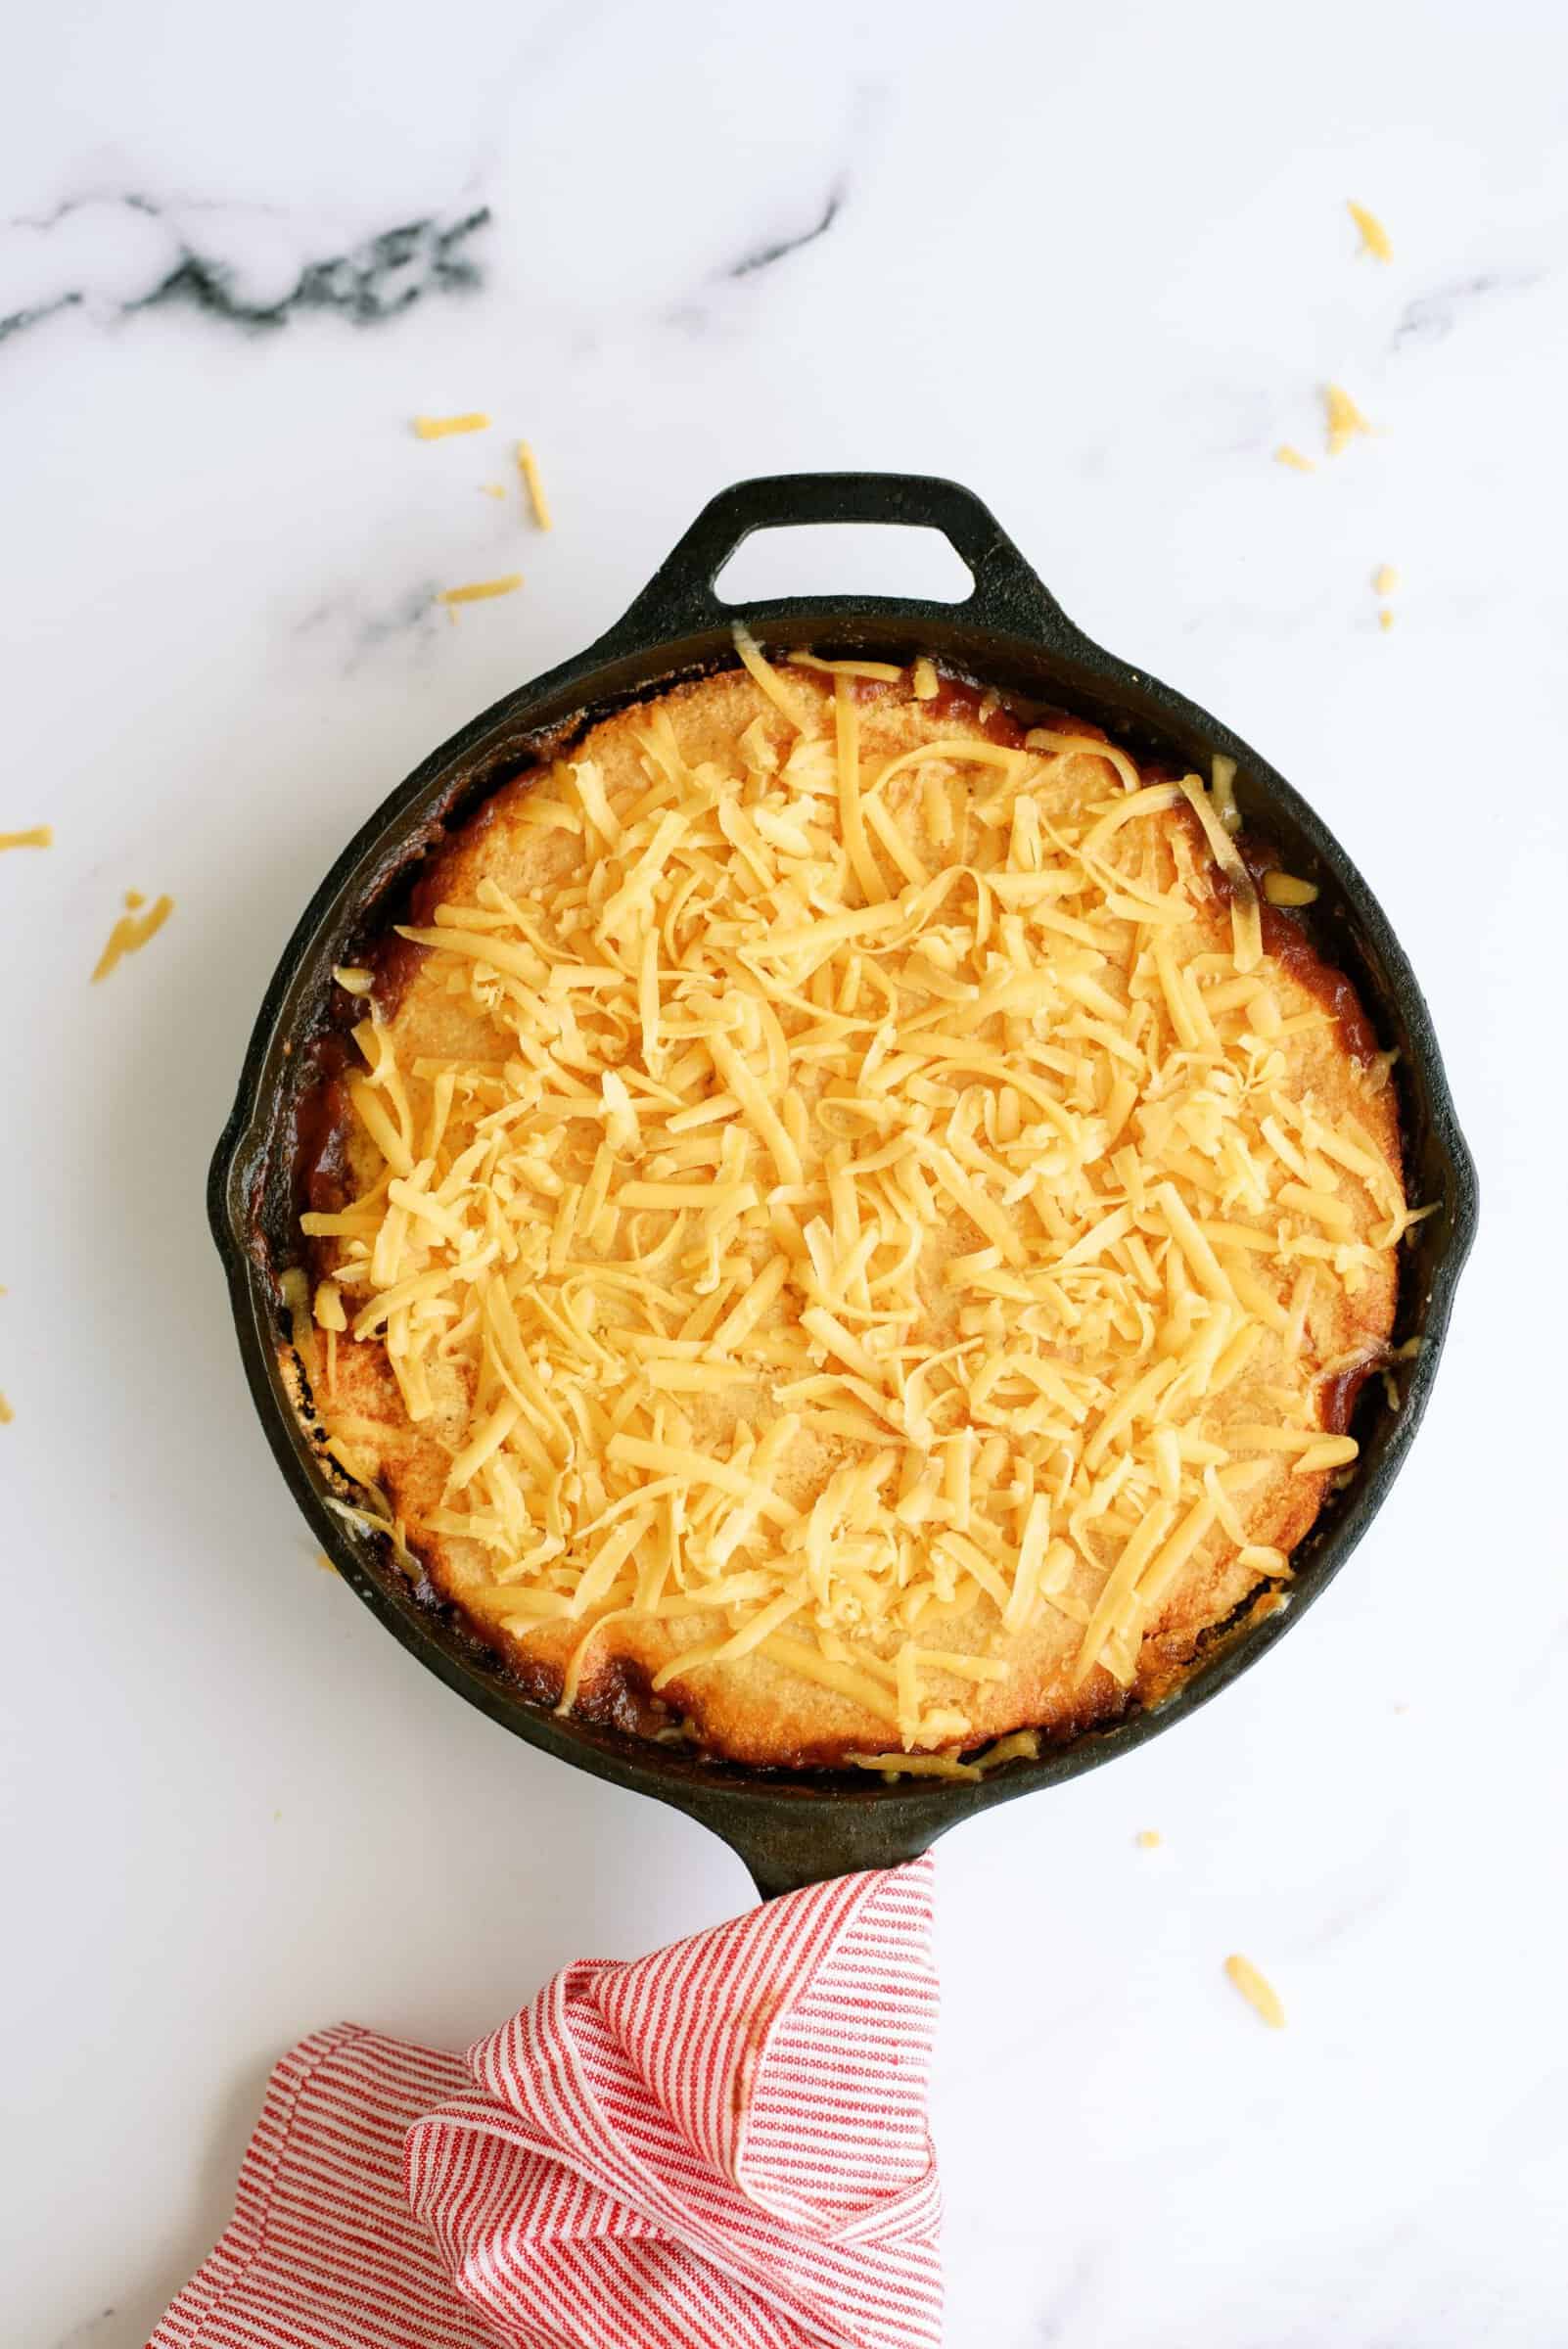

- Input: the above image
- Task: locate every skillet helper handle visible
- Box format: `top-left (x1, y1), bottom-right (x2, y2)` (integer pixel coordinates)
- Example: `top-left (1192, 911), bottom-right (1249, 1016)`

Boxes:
top-left (600, 469), bottom-right (1082, 646)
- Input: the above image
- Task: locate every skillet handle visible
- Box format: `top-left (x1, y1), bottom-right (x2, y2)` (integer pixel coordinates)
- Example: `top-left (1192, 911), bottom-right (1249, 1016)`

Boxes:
top-left (596, 471), bottom-right (1084, 649)
top-left (669, 1776), bottom-right (955, 1902)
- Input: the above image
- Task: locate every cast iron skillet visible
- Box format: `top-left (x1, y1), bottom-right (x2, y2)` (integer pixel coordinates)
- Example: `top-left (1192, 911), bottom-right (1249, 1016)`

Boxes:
top-left (209, 473), bottom-right (1477, 1898)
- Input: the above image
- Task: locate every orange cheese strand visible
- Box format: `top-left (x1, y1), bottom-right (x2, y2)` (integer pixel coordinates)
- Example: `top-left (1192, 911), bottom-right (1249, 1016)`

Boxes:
top-left (413, 412), bottom-right (490, 438)
top-left (517, 440), bottom-right (553, 530)
top-left (1324, 384), bottom-right (1373, 457)
top-left (92, 894), bottom-right (173, 983)
top-left (1347, 202), bottom-right (1393, 261)
top-left (1225, 1953), bottom-right (1286, 2027)
top-left (437, 576), bottom-right (523, 607)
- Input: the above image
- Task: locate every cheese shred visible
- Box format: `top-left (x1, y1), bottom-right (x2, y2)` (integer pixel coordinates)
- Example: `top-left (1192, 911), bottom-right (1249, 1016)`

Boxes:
top-left (413, 413), bottom-right (490, 438)
top-left (437, 576), bottom-right (523, 608)
top-left (1225, 1953), bottom-right (1286, 2028)
top-left (1347, 202), bottom-right (1393, 262)
top-left (518, 440), bottom-right (553, 530)
top-left (1324, 384), bottom-right (1373, 457)
top-left (92, 893), bottom-right (174, 983)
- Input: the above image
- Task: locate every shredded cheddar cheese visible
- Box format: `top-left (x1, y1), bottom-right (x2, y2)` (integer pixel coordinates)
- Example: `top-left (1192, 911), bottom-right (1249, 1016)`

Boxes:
top-left (303, 641), bottom-right (1406, 1748)
top-left (1347, 202), bottom-right (1392, 262)
top-left (1136, 1829), bottom-right (1162, 1848)
top-left (413, 413), bottom-right (490, 438)
top-left (848, 1725), bottom-right (1041, 1779)
top-left (1225, 1952), bottom-right (1286, 2027)
top-left (1264, 872), bottom-right (1318, 907)
top-left (92, 893), bottom-right (173, 983)
top-left (1324, 384), bottom-right (1373, 457)
top-left (437, 576), bottom-right (523, 608)
top-left (0, 825), bottom-right (52, 851)
top-left (517, 441), bottom-right (553, 530)
top-left (1373, 565), bottom-right (1399, 636)
top-left (0, 1390), bottom-right (12, 1425)
top-left (789, 652), bottom-right (905, 683)
top-left (847, 1749), bottom-right (982, 1780)
top-left (1273, 445), bottom-right (1314, 474)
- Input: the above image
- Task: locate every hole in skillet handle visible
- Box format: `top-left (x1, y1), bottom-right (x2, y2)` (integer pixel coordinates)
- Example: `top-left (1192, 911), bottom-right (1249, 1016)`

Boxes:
top-left (591, 471), bottom-right (1092, 657)
top-left (715, 522), bottom-right (977, 606)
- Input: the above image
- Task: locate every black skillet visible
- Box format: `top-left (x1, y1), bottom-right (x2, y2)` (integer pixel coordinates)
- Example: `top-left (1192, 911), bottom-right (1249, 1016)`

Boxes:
top-left (209, 473), bottom-right (1478, 1899)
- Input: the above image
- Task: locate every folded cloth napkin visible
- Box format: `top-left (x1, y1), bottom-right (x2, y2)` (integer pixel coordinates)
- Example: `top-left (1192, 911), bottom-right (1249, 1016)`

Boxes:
top-left (151, 1858), bottom-right (941, 2349)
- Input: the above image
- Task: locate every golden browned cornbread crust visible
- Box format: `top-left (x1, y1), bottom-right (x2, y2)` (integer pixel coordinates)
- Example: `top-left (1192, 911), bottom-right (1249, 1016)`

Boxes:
top-left (291, 657), bottom-right (1407, 1768)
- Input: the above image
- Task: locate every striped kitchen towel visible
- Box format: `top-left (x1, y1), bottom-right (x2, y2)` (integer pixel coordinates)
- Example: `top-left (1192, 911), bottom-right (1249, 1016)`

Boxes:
top-left (150, 1857), bottom-right (941, 2349)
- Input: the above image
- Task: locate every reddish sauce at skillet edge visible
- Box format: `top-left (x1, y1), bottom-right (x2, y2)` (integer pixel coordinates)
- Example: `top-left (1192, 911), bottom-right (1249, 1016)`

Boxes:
top-left (293, 783), bottom-right (544, 1225)
top-left (293, 1033), bottom-right (353, 1218)
top-left (1319, 1359), bottom-right (1382, 1435)
top-left (1211, 839), bottom-right (1383, 1069)
top-left (844, 667), bottom-right (1028, 747)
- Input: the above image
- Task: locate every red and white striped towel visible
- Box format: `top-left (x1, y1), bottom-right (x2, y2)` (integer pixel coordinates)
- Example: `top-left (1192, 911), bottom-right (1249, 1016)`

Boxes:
top-left (151, 1858), bottom-right (941, 2349)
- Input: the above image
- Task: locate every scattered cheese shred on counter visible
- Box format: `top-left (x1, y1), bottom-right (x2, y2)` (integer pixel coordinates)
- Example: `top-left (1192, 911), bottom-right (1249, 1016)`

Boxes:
top-left (0, 825), bottom-right (52, 851)
top-left (1273, 445), bottom-right (1314, 474)
top-left (1136, 1829), bottom-right (1162, 1849)
top-left (437, 575), bottom-right (523, 608)
top-left (1379, 609), bottom-right (1395, 633)
top-left (1372, 565), bottom-right (1400, 596)
top-left (92, 893), bottom-right (173, 983)
top-left (413, 412), bottom-right (490, 438)
top-left (481, 484), bottom-right (507, 499)
top-left (517, 440), bottom-right (553, 530)
top-left (1324, 384), bottom-right (1373, 457)
top-left (1347, 201), bottom-right (1393, 261)
top-left (0, 1390), bottom-right (12, 1425)
top-left (302, 636), bottom-right (1407, 1747)
top-left (1225, 1952), bottom-right (1286, 2028)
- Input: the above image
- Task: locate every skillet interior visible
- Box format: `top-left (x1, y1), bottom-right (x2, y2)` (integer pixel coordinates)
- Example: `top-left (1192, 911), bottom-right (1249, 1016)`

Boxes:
top-left (210, 474), bottom-right (1477, 1895)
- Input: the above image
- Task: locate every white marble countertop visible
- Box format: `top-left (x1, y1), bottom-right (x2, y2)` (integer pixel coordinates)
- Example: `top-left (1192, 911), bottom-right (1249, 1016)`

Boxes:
top-left (4, 3), bottom-right (1565, 2341)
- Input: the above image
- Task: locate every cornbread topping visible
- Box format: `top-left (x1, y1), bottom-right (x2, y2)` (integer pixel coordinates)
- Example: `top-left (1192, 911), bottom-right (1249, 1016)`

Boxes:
top-left (286, 644), bottom-right (1411, 1765)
